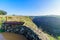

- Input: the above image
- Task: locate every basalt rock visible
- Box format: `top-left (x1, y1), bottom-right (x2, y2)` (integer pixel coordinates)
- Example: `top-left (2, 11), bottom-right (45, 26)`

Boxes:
top-left (1, 25), bottom-right (41, 40)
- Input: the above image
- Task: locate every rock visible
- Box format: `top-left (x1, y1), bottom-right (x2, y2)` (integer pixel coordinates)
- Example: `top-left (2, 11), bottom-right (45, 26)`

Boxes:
top-left (1, 25), bottom-right (41, 40)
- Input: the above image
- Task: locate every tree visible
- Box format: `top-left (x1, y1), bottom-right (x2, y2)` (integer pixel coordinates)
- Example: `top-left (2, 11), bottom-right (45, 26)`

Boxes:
top-left (0, 10), bottom-right (7, 15)
top-left (12, 14), bottom-right (15, 16)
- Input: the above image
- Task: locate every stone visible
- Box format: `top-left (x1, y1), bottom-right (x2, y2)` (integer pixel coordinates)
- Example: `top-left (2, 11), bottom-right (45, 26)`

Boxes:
top-left (1, 25), bottom-right (41, 40)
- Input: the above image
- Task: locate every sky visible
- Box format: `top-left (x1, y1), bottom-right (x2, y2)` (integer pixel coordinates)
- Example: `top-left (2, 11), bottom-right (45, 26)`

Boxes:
top-left (0, 0), bottom-right (60, 16)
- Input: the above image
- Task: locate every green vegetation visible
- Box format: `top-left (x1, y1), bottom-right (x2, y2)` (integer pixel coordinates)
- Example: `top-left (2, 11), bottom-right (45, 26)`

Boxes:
top-left (0, 10), bottom-right (7, 32)
top-left (57, 36), bottom-right (60, 40)
top-left (0, 10), bottom-right (7, 15)
top-left (48, 35), bottom-right (56, 40)
top-left (0, 29), bottom-right (5, 32)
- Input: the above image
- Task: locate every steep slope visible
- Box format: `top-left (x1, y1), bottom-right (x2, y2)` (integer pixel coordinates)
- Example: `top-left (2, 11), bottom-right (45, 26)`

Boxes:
top-left (19, 16), bottom-right (50, 40)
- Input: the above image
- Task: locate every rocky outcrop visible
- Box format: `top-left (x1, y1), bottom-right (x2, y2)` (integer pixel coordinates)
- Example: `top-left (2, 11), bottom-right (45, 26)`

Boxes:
top-left (1, 25), bottom-right (41, 40)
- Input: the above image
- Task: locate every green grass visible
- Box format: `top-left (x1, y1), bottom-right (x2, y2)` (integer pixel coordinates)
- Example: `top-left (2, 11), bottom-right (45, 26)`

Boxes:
top-left (48, 34), bottom-right (60, 40)
top-left (57, 36), bottom-right (60, 40)
top-left (47, 34), bottom-right (56, 40)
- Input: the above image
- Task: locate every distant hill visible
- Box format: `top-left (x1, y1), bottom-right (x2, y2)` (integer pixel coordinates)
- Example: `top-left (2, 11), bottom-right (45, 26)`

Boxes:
top-left (32, 15), bottom-right (60, 37)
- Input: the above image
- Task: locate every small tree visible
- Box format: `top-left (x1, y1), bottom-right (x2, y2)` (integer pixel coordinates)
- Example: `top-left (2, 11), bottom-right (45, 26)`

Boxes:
top-left (0, 10), bottom-right (7, 15)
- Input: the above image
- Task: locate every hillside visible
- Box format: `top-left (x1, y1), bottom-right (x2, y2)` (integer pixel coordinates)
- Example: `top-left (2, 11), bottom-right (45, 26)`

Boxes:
top-left (18, 16), bottom-right (51, 40)
top-left (32, 15), bottom-right (60, 40)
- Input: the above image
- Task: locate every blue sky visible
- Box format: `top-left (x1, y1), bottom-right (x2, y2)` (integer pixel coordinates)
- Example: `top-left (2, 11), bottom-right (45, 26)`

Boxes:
top-left (0, 0), bottom-right (60, 16)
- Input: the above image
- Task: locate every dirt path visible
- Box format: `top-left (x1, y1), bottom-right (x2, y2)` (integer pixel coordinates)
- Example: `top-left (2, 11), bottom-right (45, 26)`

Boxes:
top-left (0, 32), bottom-right (27, 40)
